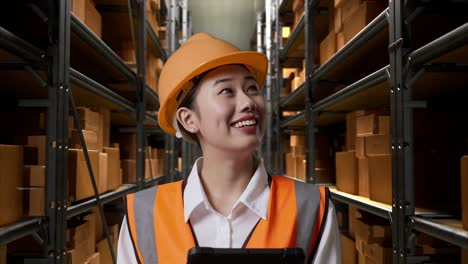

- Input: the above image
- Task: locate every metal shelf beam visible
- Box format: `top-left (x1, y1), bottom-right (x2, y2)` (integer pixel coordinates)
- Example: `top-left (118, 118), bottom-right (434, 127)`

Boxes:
top-left (0, 217), bottom-right (48, 246)
top-left (0, 26), bottom-right (44, 63)
top-left (408, 23), bottom-right (468, 67)
top-left (280, 15), bottom-right (304, 62)
top-left (329, 189), bottom-right (392, 220)
top-left (311, 8), bottom-right (388, 82)
top-left (412, 217), bottom-right (468, 249)
top-left (71, 13), bottom-right (136, 81)
top-left (312, 66), bottom-right (390, 112)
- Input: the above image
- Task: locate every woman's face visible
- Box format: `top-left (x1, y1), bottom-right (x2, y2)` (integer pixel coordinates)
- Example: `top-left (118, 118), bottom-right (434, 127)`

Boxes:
top-left (191, 64), bottom-right (266, 153)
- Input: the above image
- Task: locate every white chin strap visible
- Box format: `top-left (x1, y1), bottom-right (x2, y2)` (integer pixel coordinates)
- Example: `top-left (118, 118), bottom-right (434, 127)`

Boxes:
top-left (172, 116), bottom-right (183, 138)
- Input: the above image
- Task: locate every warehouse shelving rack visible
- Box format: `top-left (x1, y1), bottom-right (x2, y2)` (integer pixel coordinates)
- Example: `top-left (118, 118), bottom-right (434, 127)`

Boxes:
top-left (268, 0), bottom-right (468, 263)
top-left (0, 0), bottom-right (170, 263)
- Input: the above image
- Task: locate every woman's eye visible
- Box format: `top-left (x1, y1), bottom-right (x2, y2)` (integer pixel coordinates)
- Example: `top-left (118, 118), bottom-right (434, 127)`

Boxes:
top-left (247, 85), bottom-right (259, 94)
top-left (219, 88), bottom-right (233, 95)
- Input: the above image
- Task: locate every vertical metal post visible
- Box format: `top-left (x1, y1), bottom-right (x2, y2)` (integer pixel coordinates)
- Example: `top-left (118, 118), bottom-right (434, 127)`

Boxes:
top-left (264, 0), bottom-right (273, 170)
top-left (46, 0), bottom-right (70, 262)
top-left (136, 0), bottom-right (147, 190)
top-left (180, 0), bottom-right (193, 179)
top-left (304, 0), bottom-right (317, 183)
top-left (164, 0), bottom-right (179, 182)
top-left (389, 0), bottom-right (415, 263)
top-left (256, 12), bottom-right (263, 53)
top-left (274, 0), bottom-right (284, 174)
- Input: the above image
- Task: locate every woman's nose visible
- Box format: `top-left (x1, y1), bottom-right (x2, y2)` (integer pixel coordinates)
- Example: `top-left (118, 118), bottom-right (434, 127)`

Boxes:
top-left (238, 92), bottom-right (257, 112)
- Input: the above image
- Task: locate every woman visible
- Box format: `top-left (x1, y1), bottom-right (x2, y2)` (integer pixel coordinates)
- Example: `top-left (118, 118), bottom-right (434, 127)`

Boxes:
top-left (117, 33), bottom-right (340, 263)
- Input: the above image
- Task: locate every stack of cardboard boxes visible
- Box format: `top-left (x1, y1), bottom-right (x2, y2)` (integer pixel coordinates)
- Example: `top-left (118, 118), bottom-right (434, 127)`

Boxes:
top-left (320, 0), bottom-right (385, 65)
top-left (286, 135), bottom-right (306, 181)
top-left (336, 110), bottom-right (391, 204)
top-left (292, 0), bottom-right (305, 31)
top-left (114, 133), bottom-right (164, 183)
top-left (71, 0), bottom-right (102, 38)
top-left (340, 207), bottom-right (393, 264)
top-left (68, 107), bottom-right (122, 203)
top-left (285, 134), bottom-right (333, 182)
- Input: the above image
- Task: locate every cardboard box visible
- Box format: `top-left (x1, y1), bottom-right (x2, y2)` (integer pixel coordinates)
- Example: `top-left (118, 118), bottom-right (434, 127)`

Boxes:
top-left (462, 248), bottom-right (468, 264)
top-left (71, 0), bottom-right (85, 20)
top-left (365, 134), bottom-right (391, 156)
top-left (0, 245), bottom-right (5, 264)
top-left (346, 110), bottom-right (368, 151)
top-left (113, 133), bottom-right (137, 159)
top-left (77, 108), bottom-right (100, 132)
top-left (462, 156), bottom-right (468, 230)
top-left (84, 0), bottom-right (102, 38)
top-left (97, 239), bottom-right (112, 264)
top-left (356, 114), bottom-right (390, 136)
top-left (151, 147), bottom-right (164, 160)
top-left (343, 1), bottom-right (379, 43)
top-left (145, 159), bottom-right (157, 179)
top-left (23, 146), bottom-right (38, 165)
top-left (356, 238), bottom-right (392, 264)
top-left (340, 0), bottom-right (363, 22)
top-left (358, 157), bottom-right (369, 198)
top-left (66, 221), bottom-right (94, 263)
top-left (337, 31), bottom-right (345, 50)
top-left (68, 149), bottom-right (100, 202)
top-left (99, 153), bottom-right (108, 193)
top-left (103, 147), bottom-right (121, 190)
top-left (121, 159), bottom-right (137, 183)
top-left (27, 136), bottom-right (46, 166)
top-left (296, 156), bottom-right (306, 181)
top-left (334, 6), bottom-right (342, 33)
top-left (83, 212), bottom-right (97, 260)
top-left (341, 233), bottom-right (357, 264)
top-left (69, 129), bottom-right (99, 151)
top-left (355, 217), bottom-right (391, 244)
top-left (0, 145), bottom-right (23, 226)
top-left (320, 31), bottom-right (337, 65)
top-left (290, 135), bottom-right (305, 147)
top-left (23, 165), bottom-right (46, 187)
top-left (349, 206), bottom-right (361, 239)
top-left (336, 151), bottom-right (358, 194)
top-left (66, 239), bottom-right (92, 264)
top-left (286, 153), bottom-right (296, 178)
top-left (91, 107), bottom-right (111, 150)
top-left (67, 220), bottom-right (91, 249)
top-left (368, 155), bottom-right (392, 204)
top-left (27, 187), bottom-right (45, 216)
top-left (355, 136), bottom-right (365, 158)
top-left (85, 253), bottom-right (100, 264)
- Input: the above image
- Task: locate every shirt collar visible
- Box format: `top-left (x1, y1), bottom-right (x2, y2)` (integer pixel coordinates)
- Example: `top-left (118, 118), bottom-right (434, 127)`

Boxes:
top-left (183, 157), bottom-right (270, 222)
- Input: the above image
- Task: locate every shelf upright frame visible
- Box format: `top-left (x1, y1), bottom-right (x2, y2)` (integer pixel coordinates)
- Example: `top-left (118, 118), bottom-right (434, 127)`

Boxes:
top-left (45, 0), bottom-right (71, 262)
top-left (389, 0), bottom-right (416, 263)
top-left (165, 0), bottom-right (180, 182)
top-left (135, 0), bottom-right (148, 190)
top-left (274, 0), bottom-right (284, 174)
top-left (304, 0), bottom-right (319, 184)
top-left (264, 0), bottom-right (274, 170)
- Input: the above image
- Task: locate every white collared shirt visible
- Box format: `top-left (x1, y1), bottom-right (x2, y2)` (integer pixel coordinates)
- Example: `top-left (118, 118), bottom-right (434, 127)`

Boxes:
top-left (117, 158), bottom-right (340, 263)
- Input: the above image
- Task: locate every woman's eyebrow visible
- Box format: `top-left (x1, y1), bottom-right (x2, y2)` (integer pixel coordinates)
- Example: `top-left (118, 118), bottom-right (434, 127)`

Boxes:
top-left (213, 75), bottom-right (255, 86)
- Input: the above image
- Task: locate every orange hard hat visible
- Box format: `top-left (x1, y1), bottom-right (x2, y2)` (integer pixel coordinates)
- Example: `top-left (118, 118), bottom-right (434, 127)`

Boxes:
top-left (157, 32), bottom-right (268, 136)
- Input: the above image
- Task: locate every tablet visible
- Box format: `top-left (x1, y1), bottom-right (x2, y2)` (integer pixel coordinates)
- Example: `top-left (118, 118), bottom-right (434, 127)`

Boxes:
top-left (187, 247), bottom-right (305, 264)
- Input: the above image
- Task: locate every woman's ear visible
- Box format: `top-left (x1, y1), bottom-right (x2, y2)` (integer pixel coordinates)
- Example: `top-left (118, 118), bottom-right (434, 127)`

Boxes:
top-left (176, 107), bottom-right (198, 133)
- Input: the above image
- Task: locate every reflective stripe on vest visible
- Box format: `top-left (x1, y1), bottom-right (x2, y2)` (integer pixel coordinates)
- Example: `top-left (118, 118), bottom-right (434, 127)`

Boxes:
top-left (126, 175), bottom-right (329, 264)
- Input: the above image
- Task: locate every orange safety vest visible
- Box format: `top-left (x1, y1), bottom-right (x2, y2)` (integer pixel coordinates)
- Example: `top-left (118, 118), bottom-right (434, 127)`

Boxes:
top-left (125, 175), bottom-right (330, 264)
